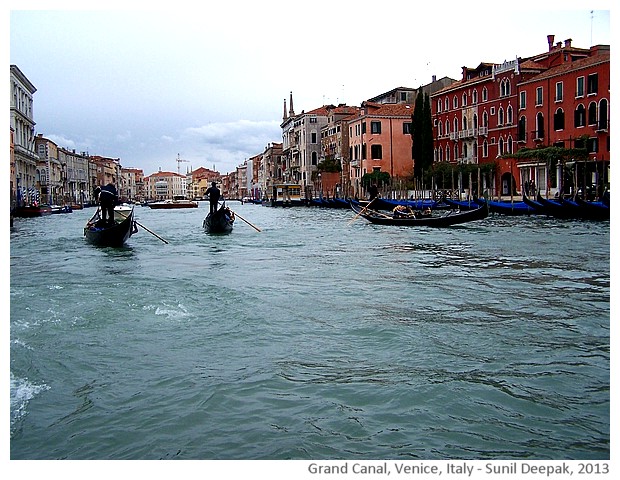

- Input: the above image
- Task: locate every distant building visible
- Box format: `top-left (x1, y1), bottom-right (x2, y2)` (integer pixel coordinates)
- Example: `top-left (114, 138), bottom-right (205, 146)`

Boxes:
top-left (144, 169), bottom-right (187, 200)
top-left (10, 65), bottom-right (38, 206)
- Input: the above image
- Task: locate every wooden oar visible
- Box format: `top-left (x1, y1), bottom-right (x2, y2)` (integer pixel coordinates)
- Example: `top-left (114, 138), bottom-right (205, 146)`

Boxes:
top-left (348, 198), bottom-right (376, 224)
top-left (87, 207), bottom-right (101, 225)
top-left (116, 209), bottom-right (169, 244)
top-left (230, 208), bottom-right (261, 232)
top-left (217, 201), bottom-right (261, 232)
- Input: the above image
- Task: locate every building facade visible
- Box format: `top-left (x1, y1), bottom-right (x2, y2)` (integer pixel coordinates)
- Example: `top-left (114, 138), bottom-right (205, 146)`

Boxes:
top-left (10, 65), bottom-right (39, 207)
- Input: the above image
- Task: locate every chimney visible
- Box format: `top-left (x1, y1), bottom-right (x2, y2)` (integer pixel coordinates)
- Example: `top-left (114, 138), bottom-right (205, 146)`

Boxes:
top-left (547, 34), bottom-right (555, 51)
top-left (564, 38), bottom-right (572, 48)
top-left (432, 74), bottom-right (437, 82)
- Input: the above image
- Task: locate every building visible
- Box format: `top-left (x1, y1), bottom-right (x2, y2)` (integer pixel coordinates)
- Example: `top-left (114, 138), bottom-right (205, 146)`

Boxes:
top-left (281, 92), bottom-right (329, 198)
top-left (59, 147), bottom-right (92, 206)
top-left (143, 169), bottom-right (187, 200)
top-left (347, 102), bottom-right (415, 198)
top-left (120, 167), bottom-right (145, 202)
top-left (34, 134), bottom-right (63, 204)
top-left (431, 35), bottom-right (610, 199)
top-left (10, 65), bottom-right (38, 207)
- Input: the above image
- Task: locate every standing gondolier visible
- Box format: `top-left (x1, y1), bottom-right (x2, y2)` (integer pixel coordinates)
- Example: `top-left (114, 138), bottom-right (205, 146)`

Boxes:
top-left (95, 180), bottom-right (119, 225)
top-left (206, 182), bottom-right (221, 214)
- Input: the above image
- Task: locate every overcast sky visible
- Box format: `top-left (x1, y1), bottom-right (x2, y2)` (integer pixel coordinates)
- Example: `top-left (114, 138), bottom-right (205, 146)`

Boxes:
top-left (7, 1), bottom-right (612, 177)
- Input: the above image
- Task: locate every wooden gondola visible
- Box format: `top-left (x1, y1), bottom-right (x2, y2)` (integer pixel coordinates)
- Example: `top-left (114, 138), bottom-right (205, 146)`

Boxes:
top-left (203, 203), bottom-right (234, 234)
top-left (84, 206), bottom-right (138, 247)
top-left (350, 200), bottom-right (488, 227)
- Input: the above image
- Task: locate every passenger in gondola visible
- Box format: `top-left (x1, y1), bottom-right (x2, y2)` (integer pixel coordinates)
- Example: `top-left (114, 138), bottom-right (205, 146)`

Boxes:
top-left (206, 182), bottom-right (220, 214)
top-left (420, 207), bottom-right (432, 217)
top-left (393, 205), bottom-right (414, 218)
top-left (95, 180), bottom-right (118, 225)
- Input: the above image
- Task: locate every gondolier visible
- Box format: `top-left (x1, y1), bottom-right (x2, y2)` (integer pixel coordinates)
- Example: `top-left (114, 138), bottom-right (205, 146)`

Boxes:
top-left (95, 180), bottom-right (119, 225)
top-left (206, 182), bottom-right (221, 214)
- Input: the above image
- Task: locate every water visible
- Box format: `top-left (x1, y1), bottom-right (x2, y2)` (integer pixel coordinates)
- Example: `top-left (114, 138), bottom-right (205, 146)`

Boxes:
top-left (9, 203), bottom-right (610, 462)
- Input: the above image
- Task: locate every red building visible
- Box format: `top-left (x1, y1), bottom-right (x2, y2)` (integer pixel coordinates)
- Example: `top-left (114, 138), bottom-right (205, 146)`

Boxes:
top-left (431, 35), bottom-right (610, 199)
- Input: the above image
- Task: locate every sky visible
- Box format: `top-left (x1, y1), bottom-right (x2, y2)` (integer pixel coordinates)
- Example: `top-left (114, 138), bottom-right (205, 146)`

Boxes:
top-left (6, 0), bottom-right (612, 177)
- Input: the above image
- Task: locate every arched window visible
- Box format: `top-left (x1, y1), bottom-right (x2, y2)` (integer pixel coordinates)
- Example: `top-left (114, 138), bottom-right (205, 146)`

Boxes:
top-left (462, 116), bottom-right (468, 130)
top-left (554, 108), bottom-right (565, 131)
top-left (507, 135), bottom-right (513, 154)
top-left (507, 105), bottom-right (513, 124)
top-left (574, 104), bottom-right (586, 127)
top-left (483, 140), bottom-right (488, 158)
top-left (446, 145), bottom-right (450, 162)
top-left (444, 97), bottom-right (449, 111)
top-left (483, 111), bottom-right (488, 127)
top-left (518, 116), bottom-right (526, 141)
top-left (536, 112), bottom-right (545, 139)
top-left (453, 96), bottom-right (458, 109)
top-left (588, 102), bottom-right (597, 125)
top-left (453, 118), bottom-right (458, 133)
top-left (473, 113), bottom-right (478, 129)
top-left (498, 107), bottom-right (504, 125)
top-left (499, 138), bottom-right (504, 155)
top-left (472, 90), bottom-right (478, 104)
top-left (437, 100), bottom-right (442, 113)
top-left (438, 120), bottom-right (443, 137)
top-left (482, 87), bottom-right (488, 102)
top-left (599, 99), bottom-right (609, 130)
top-left (462, 93), bottom-right (467, 106)
top-left (454, 144), bottom-right (459, 161)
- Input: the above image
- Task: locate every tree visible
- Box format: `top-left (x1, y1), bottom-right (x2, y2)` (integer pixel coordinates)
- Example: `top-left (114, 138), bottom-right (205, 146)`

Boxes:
top-left (411, 92), bottom-right (434, 179)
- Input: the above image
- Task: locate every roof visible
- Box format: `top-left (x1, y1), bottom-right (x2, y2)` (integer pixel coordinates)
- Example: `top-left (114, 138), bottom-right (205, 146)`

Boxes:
top-left (519, 52), bottom-right (610, 85)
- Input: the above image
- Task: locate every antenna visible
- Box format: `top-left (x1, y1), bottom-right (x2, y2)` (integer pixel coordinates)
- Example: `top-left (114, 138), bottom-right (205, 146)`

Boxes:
top-left (590, 10), bottom-right (594, 46)
top-left (176, 153), bottom-right (189, 174)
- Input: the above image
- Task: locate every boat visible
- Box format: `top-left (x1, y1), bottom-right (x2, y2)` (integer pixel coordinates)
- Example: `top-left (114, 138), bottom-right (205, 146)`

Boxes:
top-left (148, 196), bottom-right (198, 209)
top-left (84, 205), bottom-right (138, 247)
top-left (264, 183), bottom-right (306, 207)
top-left (203, 203), bottom-right (235, 234)
top-left (50, 204), bottom-right (73, 214)
top-left (350, 200), bottom-right (489, 227)
top-left (114, 203), bottom-right (134, 222)
top-left (573, 196), bottom-right (610, 220)
top-left (12, 204), bottom-right (53, 217)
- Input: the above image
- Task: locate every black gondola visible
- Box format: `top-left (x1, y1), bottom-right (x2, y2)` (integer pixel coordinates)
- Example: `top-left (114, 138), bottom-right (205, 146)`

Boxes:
top-left (203, 203), bottom-right (234, 234)
top-left (84, 206), bottom-right (137, 247)
top-left (350, 201), bottom-right (488, 227)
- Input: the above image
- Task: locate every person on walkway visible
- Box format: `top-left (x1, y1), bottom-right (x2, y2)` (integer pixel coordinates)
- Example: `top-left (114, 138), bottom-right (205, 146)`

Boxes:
top-left (96, 180), bottom-right (118, 225)
top-left (206, 182), bottom-right (221, 214)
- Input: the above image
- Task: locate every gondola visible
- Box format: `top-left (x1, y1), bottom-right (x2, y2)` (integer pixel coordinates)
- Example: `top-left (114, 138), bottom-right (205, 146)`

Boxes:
top-left (350, 200), bottom-right (488, 227)
top-left (203, 203), bottom-right (234, 234)
top-left (84, 206), bottom-right (138, 247)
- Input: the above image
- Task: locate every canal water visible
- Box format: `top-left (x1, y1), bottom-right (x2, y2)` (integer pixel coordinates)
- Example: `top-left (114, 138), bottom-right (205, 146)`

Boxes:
top-left (9, 202), bottom-right (609, 464)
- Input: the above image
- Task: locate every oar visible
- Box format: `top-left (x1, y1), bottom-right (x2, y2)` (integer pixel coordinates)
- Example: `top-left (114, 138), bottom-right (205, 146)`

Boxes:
top-left (230, 208), bottom-right (261, 232)
top-left (217, 201), bottom-right (261, 232)
top-left (116, 209), bottom-right (169, 244)
top-left (348, 198), bottom-right (376, 224)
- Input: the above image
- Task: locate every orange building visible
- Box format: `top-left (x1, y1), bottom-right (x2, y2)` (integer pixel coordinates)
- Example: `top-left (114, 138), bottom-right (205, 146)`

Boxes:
top-left (347, 102), bottom-right (414, 198)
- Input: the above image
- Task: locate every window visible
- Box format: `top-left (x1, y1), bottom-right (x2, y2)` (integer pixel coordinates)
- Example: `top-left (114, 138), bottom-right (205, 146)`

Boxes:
top-left (482, 140), bottom-right (488, 158)
top-left (371, 121), bottom-right (381, 134)
top-left (536, 112), bottom-right (544, 139)
top-left (482, 87), bottom-right (488, 102)
top-left (587, 137), bottom-right (598, 153)
top-left (555, 82), bottom-right (563, 101)
top-left (588, 102), bottom-right (597, 125)
top-left (507, 135), bottom-right (513, 154)
top-left (498, 107), bottom-right (504, 125)
top-left (400, 92), bottom-right (407, 102)
top-left (483, 111), bottom-right (488, 127)
top-left (517, 116), bottom-right (527, 142)
top-left (507, 105), bottom-right (513, 124)
top-left (472, 90), bottom-right (478, 104)
top-left (453, 96), bottom-right (458, 109)
top-left (311, 132), bottom-right (317, 143)
top-left (453, 118), bottom-right (458, 133)
top-left (444, 97), bottom-right (449, 111)
top-left (438, 121), bottom-right (443, 137)
top-left (462, 116), bottom-right (468, 130)
top-left (587, 73), bottom-right (598, 95)
top-left (362, 122), bottom-right (367, 134)
top-left (554, 108), bottom-right (565, 131)
top-left (371, 144), bottom-right (382, 159)
top-left (536, 87), bottom-right (543, 106)
top-left (519, 91), bottom-right (526, 109)
top-left (499, 138), bottom-right (504, 155)
top-left (403, 122), bottom-right (412, 134)
top-left (437, 100), bottom-right (442, 113)
top-left (574, 104), bottom-right (586, 127)
top-left (462, 93), bottom-right (467, 106)
top-left (445, 145), bottom-right (450, 162)
top-left (576, 77), bottom-right (585, 97)
top-left (599, 99), bottom-right (609, 130)
top-left (311, 152), bottom-right (318, 165)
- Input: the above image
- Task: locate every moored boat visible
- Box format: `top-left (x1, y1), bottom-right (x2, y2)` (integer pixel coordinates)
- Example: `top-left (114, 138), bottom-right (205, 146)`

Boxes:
top-left (84, 206), bottom-right (138, 247)
top-left (12, 204), bottom-right (53, 217)
top-left (350, 200), bottom-right (488, 227)
top-left (203, 203), bottom-right (234, 234)
top-left (148, 198), bottom-right (198, 209)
